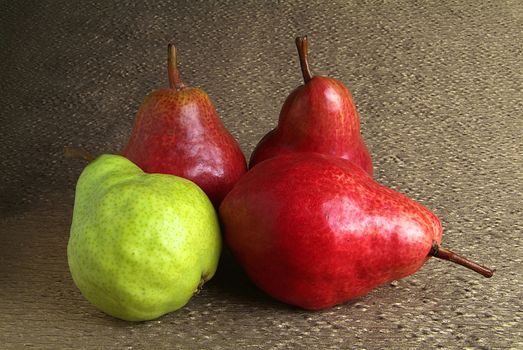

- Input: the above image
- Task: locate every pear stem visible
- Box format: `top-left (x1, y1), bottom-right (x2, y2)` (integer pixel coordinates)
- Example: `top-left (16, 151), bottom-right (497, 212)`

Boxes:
top-left (295, 36), bottom-right (313, 84)
top-left (64, 146), bottom-right (96, 162)
top-left (429, 241), bottom-right (494, 278)
top-left (167, 43), bottom-right (186, 90)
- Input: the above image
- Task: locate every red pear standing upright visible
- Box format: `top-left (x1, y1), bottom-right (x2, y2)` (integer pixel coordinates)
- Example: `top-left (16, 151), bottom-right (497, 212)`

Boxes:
top-left (249, 36), bottom-right (373, 175)
top-left (122, 44), bottom-right (246, 207)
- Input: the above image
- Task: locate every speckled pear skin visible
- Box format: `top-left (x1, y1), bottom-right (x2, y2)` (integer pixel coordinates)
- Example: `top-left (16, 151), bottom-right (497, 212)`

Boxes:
top-left (122, 87), bottom-right (247, 207)
top-left (220, 153), bottom-right (442, 310)
top-left (249, 77), bottom-right (373, 176)
top-left (67, 154), bottom-right (221, 321)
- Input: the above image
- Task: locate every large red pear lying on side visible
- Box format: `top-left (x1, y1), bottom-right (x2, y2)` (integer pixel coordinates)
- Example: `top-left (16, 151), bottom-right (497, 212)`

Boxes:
top-left (122, 44), bottom-right (246, 207)
top-left (220, 153), bottom-right (494, 310)
top-left (249, 36), bottom-right (373, 175)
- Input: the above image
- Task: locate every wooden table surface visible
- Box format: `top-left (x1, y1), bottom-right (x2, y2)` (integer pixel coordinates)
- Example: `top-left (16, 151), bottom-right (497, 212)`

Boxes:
top-left (1, 1), bottom-right (522, 349)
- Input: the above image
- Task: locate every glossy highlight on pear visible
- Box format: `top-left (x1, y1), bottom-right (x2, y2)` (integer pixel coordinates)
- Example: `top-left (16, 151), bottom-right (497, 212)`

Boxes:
top-left (220, 153), bottom-right (494, 310)
top-left (122, 43), bottom-right (246, 207)
top-left (249, 36), bottom-right (373, 176)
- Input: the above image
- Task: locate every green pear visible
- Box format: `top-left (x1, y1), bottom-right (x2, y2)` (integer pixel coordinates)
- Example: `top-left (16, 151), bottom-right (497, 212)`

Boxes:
top-left (67, 154), bottom-right (221, 321)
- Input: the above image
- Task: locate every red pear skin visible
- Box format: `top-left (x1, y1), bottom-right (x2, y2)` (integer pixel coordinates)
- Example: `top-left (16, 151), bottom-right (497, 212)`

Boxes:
top-left (249, 37), bottom-right (373, 175)
top-left (250, 76), bottom-right (373, 174)
top-left (122, 45), bottom-right (246, 206)
top-left (220, 153), bottom-right (442, 310)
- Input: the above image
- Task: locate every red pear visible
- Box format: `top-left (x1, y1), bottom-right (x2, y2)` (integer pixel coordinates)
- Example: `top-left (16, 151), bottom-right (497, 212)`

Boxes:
top-left (249, 36), bottom-right (373, 175)
top-left (220, 153), bottom-right (493, 310)
top-left (122, 44), bottom-right (246, 206)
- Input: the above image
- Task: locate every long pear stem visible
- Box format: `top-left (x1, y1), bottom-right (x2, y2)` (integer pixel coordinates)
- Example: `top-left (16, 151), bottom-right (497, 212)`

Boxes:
top-left (167, 43), bottom-right (185, 90)
top-left (429, 241), bottom-right (494, 278)
top-left (64, 146), bottom-right (96, 162)
top-left (295, 36), bottom-right (313, 84)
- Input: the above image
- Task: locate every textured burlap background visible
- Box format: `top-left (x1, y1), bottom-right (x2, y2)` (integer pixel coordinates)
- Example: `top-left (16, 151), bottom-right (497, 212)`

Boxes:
top-left (1, 1), bottom-right (521, 349)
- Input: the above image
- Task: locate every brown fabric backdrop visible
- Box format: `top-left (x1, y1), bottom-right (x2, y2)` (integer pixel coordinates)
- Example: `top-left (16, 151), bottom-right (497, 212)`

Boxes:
top-left (1, 1), bottom-right (521, 348)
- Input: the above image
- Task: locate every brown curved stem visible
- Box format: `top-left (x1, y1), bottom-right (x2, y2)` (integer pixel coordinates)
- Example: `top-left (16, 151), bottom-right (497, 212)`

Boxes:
top-left (295, 36), bottom-right (313, 84)
top-left (64, 146), bottom-right (96, 162)
top-left (429, 241), bottom-right (494, 278)
top-left (167, 43), bottom-right (185, 90)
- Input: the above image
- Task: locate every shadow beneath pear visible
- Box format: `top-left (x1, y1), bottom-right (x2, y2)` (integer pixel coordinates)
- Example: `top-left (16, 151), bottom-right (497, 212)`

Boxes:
top-left (206, 246), bottom-right (292, 310)
top-left (207, 247), bottom-right (265, 297)
top-left (206, 247), bottom-right (378, 313)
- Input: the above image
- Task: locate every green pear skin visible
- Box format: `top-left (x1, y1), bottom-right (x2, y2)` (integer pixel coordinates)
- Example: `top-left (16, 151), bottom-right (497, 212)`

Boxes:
top-left (67, 155), bottom-right (221, 321)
